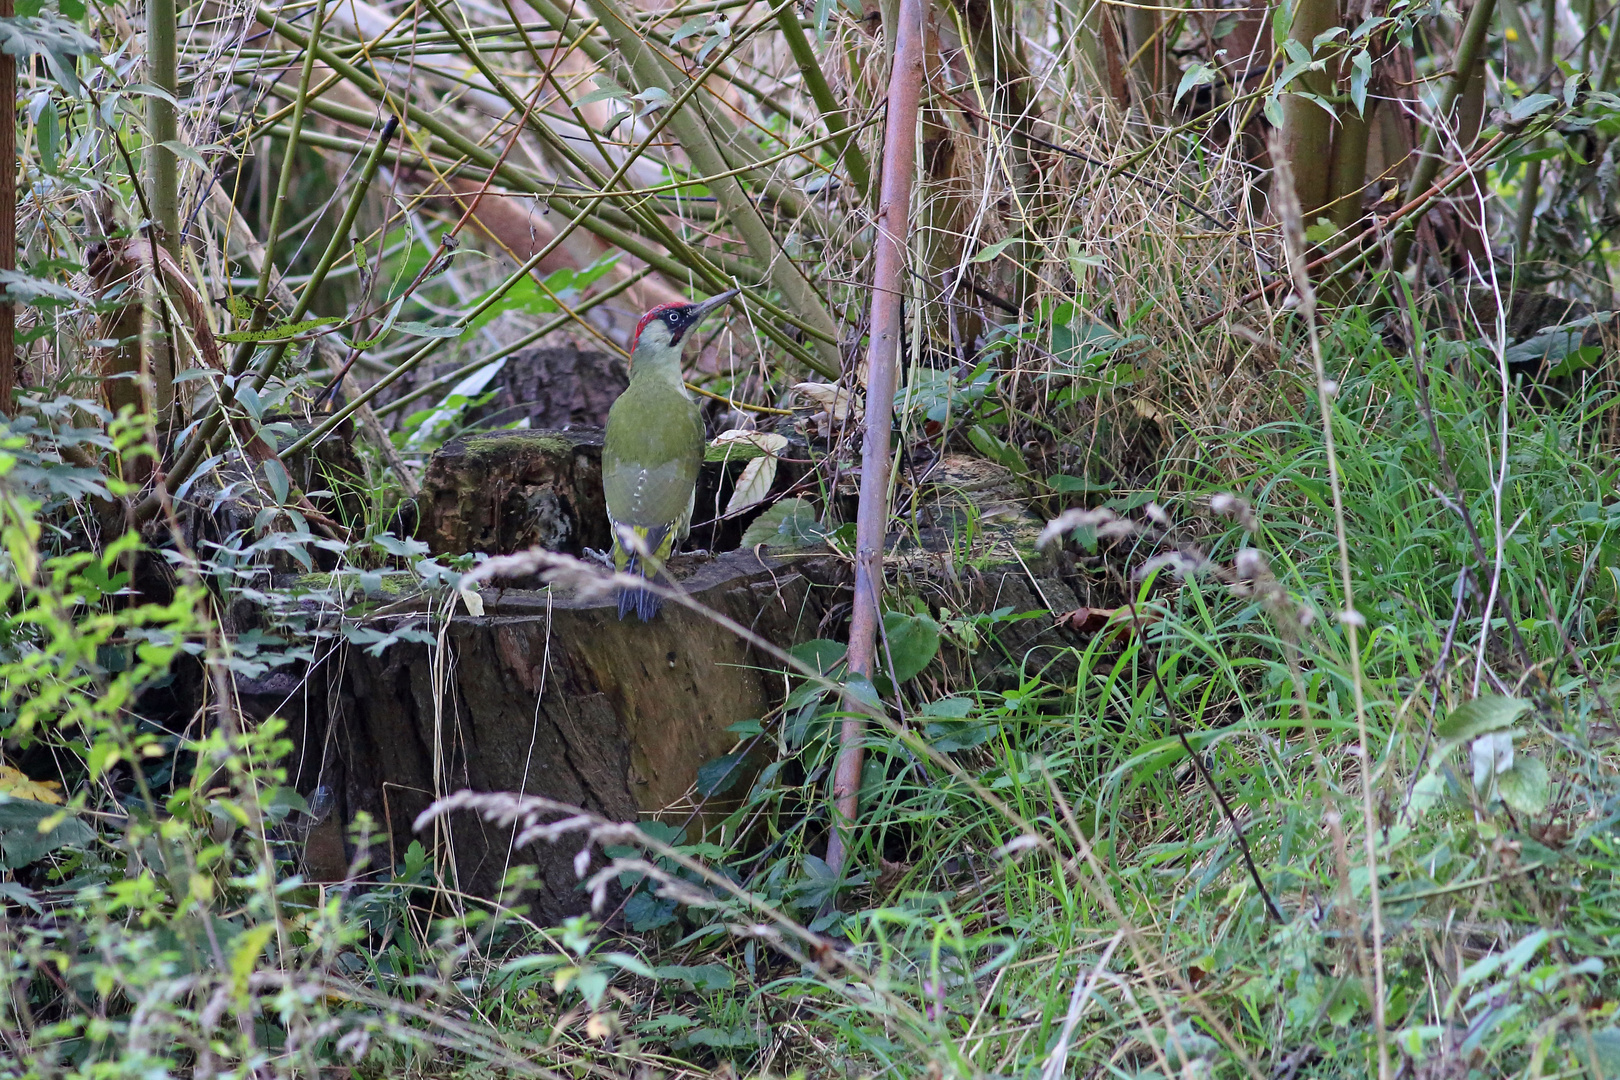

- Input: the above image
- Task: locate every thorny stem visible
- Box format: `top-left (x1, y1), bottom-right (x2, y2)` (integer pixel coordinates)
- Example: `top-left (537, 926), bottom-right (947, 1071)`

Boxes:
top-left (824, 0), bottom-right (923, 884)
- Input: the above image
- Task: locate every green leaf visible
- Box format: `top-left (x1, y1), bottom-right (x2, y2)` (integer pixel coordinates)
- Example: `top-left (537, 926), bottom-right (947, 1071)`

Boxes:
top-left (1436, 695), bottom-right (1530, 740)
top-left (0, 15), bottom-right (98, 94)
top-left (654, 962), bottom-right (734, 991)
top-left (696, 752), bottom-right (748, 797)
top-left (0, 268), bottom-right (87, 306)
top-left (1508, 93), bottom-right (1559, 123)
top-left (36, 101), bottom-right (58, 174)
top-left (1589, 1028), bottom-right (1620, 1076)
top-left (0, 798), bottom-right (93, 870)
top-left (971, 235), bottom-right (1019, 263)
top-left (789, 638), bottom-right (846, 675)
top-left (1304, 217), bottom-right (1338, 245)
top-left (218, 316), bottom-right (339, 343)
top-left (921, 697), bottom-right (990, 751)
top-left (159, 139), bottom-right (211, 170)
top-left (1349, 49), bottom-right (1372, 115)
top-left (921, 697), bottom-right (973, 719)
top-left (670, 15), bottom-right (710, 43)
top-left (1497, 756), bottom-right (1550, 815)
top-left (882, 609), bottom-right (940, 684)
top-left (392, 320), bottom-right (464, 339)
top-left (1547, 344), bottom-right (1602, 378)
top-left (263, 459), bottom-right (289, 506)
top-left (740, 496), bottom-right (827, 549)
top-left (600, 951), bottom-right (657, 978)
top-left (1174, 61), bottom-right (1217, 107)
top-left (1047, 474), bottom-right (1111, 494)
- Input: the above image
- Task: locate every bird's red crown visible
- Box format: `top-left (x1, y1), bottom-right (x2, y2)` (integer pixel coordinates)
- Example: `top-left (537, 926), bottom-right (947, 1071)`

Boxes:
top-left (631, 301), bottom-right (692, 351)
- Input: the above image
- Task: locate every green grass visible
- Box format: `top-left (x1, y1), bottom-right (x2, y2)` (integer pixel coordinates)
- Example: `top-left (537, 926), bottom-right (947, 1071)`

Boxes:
top-left (581, 309), bottom-right (1620, 1078)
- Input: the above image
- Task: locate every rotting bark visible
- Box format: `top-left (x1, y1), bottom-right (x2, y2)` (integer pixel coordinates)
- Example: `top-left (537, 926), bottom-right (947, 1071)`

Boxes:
top-left (825, 0), bottom-right (923, 883)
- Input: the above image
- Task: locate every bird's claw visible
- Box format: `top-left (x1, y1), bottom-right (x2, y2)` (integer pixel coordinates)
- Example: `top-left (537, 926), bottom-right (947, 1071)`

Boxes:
top-left (582, 547), bottom-right (615, 568)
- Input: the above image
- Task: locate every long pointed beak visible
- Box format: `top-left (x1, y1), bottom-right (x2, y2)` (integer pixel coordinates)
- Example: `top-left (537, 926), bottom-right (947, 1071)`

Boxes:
top-left (689, 288), bottom-right (739, 322)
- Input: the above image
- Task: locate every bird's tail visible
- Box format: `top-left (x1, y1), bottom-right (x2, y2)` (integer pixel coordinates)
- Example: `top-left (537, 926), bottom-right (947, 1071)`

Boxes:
top-left (610, 522), bottom-right (673, 622)
top-left (617, 581), bottom-right (662, 621)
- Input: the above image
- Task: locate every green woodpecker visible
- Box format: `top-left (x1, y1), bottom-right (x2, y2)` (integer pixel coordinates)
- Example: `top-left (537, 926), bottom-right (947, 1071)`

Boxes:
top-left (604, 290), bottom-right (737, 620)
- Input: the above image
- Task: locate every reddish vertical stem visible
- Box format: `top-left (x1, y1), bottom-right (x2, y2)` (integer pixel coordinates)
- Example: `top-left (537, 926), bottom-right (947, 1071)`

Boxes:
top-left (824, 0), bottom-right (923, 881)
top-left (0, 0), bottom-right (15, 417)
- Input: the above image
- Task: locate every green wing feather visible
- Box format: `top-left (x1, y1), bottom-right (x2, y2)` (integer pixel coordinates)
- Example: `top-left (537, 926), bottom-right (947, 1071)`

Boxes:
top-left (603, 380), bottom-right (703, 581)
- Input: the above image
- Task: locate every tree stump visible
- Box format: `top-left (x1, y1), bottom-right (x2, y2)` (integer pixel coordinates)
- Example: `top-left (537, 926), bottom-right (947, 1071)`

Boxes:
top-left (417, 427), bottom-right (808, 558)
top-left (282, 429), bottom-right (832, 917)
top-left (294, 549), bottom-right (830, 920)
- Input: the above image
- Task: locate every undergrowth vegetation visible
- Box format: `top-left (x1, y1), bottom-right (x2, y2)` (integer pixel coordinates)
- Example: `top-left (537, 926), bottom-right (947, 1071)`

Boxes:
top-left (5, 0), bottom-right (1620, 1071)
top-left (7, 299), bottom-right (1620, 1078)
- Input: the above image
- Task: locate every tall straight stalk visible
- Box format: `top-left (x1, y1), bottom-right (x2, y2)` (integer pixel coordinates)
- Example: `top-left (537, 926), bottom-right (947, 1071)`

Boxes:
top-left (774, 7), bottom-right (872, 199)
top-left (251, 117), bottom-right (399, 394)
top-left (146, 0), bottom-right (179, 420)
top-left (1389, 0), bottom-right (1498, 269)
top-left (0, 0), bottom-right (14, 417)
top-left (144, 0), bottom-right (328, 518)
top-left (823, 0), bottom-right (923, 883)
top-left (1514, 0), bottom-right (1557, 258)
top-left (146, 0), bottom-right (179, 250)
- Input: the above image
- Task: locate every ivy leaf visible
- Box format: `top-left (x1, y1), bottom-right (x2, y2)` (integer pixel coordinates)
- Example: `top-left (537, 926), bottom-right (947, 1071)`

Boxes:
top-left (789, 637), bottom-right (846, 675)
top-left (696, 752), bottom-right (748, 797)
top-left (740, 497), bottom-right (827, 549)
